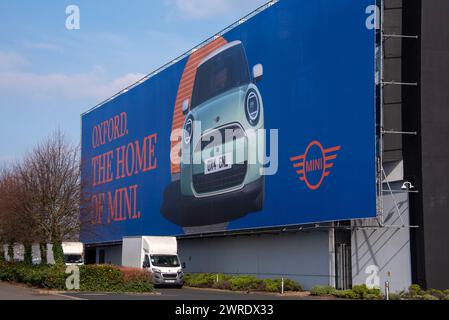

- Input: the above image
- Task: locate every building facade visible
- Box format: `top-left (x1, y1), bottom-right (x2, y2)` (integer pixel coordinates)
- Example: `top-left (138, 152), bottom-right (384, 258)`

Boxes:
top-left (81, 0), bottom-right (449, 292)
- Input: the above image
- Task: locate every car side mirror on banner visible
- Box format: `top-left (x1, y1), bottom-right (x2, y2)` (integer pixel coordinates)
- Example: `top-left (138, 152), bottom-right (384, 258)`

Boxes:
top-left (253, 64), bottom-right (263, 83)
top-left (182, 99), bottom-right (190, 115)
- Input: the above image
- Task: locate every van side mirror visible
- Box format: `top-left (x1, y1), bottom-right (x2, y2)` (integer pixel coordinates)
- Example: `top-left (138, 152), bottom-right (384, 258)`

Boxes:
top-left (182, 99), bottom-right (190, 115)
top-left (143, 255), bottom-right (150, 268)
top-left (252, 64), bottom-right (263, 83)
top-left (182, 262), bottom-right (186, 269)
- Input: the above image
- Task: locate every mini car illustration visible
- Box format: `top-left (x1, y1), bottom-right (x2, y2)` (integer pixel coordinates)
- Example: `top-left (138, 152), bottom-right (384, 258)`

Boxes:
top-left (161, 40), bottom-right (265, 227)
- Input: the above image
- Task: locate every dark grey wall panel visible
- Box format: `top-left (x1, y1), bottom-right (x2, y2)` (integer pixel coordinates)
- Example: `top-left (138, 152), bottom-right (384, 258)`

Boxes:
top-left (402, 0), bottom-right (424, 288)
top-left (383, 0), bottom-right (403, 162)
top-left (404, 0), bottom-right (449, 289)
top-left (420, 0), bottom-right (449, 290)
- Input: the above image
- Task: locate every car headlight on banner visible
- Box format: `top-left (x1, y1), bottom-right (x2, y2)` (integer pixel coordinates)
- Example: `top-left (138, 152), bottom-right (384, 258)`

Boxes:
top-left (184, 116), bottom-right (194, 145)
top-left (245, 89), bottom-right (260, 126)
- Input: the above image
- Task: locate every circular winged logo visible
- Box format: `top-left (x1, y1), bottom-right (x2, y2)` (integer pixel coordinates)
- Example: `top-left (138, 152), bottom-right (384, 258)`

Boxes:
top-left (290, 141), bottom-right (341, 190)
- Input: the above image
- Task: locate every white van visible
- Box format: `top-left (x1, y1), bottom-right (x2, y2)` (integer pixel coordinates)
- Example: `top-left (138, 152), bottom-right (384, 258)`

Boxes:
top-left (62, 242), bottom-right (84, 266)
top-left (121, 236), bottom-right (184, 287)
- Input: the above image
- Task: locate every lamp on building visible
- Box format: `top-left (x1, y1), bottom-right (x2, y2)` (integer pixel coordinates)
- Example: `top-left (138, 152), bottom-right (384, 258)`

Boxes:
top-left (401, 181), bottom-right (415, 191)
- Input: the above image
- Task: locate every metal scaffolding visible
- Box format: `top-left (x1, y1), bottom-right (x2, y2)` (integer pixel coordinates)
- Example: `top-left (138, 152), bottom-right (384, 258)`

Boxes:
top-left (377, 0), bottom-right (419, 229)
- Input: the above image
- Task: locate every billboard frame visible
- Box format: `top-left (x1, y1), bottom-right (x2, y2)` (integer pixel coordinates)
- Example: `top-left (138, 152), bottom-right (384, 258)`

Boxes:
top-left (80, 0), bottom-right (386, 243)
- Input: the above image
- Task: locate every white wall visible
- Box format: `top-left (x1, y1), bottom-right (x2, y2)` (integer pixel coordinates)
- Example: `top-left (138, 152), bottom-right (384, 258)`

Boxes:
top-left (2, 244), bottom-right (9, 261)
top-left (178, 231), bottom-right (332, 290)
top-left (2, 243), bottom-right (72, 265)
top-left (32, 244), bottom-right (41, 264)
top-left (47, 244), bottom-right (55, 264)
top-left (351, 181), bottom-right (412, 293)
top-left (13, 244), bottom-right (24, 261)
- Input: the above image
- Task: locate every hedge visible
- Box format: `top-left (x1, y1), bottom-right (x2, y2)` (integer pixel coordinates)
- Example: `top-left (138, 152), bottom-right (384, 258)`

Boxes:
top-left (310, 285), bottom-right (337, 296)
top-left (0, 262), bottom-right (66, 289)
top-left (310, 285), bottom-right (382, 300)
top-left (311, 284), bottom-right (449, 300)
top-left (0, 262), bottom-right (153, 293)
top-left (398, 285), bottom-right (449, 301)
top-left (79, 265), bottom-right (153, 292)
top-left (184, 273), bottom-right (303, 293)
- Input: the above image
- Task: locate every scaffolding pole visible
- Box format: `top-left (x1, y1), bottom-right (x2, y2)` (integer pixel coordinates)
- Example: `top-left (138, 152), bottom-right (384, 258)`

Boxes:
top-left (377, 0), bottom-right (420, 229)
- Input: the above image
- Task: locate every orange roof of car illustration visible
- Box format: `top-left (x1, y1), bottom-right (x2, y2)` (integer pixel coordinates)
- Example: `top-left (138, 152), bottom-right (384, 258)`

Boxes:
top-left (170, 36), bottom-right (228, 175)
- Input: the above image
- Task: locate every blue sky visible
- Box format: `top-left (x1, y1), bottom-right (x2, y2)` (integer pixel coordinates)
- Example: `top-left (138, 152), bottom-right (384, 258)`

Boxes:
top-left (0, 0), bottom-right (267, 163)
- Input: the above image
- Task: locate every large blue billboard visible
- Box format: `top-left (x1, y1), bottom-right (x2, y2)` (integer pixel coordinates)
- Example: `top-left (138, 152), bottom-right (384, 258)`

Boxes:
top-left (81, 0), bottom-right (377, 244)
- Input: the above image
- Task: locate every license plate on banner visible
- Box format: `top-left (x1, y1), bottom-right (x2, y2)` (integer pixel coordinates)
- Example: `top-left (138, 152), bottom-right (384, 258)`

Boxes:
top-left (205, 153), bottom-right (232, 175)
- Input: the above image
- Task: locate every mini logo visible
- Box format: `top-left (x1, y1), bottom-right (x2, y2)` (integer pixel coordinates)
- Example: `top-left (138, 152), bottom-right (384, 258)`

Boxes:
top-left (290, 141), bottom-right (341, 190)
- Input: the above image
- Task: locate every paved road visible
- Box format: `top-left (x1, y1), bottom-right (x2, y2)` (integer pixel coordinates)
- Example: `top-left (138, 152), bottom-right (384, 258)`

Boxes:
top-left (0, 282), bottom-right (317, 300)
top-left (63, 288), bottom-right (313, 300)
top-left (0, 282), bottom-right (72, 300)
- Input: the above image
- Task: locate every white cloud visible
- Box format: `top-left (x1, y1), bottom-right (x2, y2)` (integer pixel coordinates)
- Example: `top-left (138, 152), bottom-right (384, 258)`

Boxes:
top-left (174, 0), bottom-right (232, 18)
top-left (0, 69), bottom-right (145, 101)
top-left (0, 51), bottom-right (29, 71)
top-left (28, 42), bottom-right (64, 53)
top-left (168, 0), bottom-right (267, 18)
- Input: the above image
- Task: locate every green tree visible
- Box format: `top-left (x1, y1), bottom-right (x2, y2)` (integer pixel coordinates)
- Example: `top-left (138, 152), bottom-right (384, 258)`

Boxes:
top-left (24, 243), bottom-right (33, 265)
top-left (0, 131), bottom-right (89, 265)
top-left (8, 243), bottom-right (14, 261)
top-left (0, 166), bottom-right (40, 258)
top-left (52, 242), bottom-right (65, 265)
top-left (39, 243), bottom-right (47, 265)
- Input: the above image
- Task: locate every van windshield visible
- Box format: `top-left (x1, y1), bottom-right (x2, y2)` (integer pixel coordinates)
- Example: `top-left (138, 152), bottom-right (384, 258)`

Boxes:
top-left (64, 255), bottom-right (83, 264)
top-left (191, 44), bottom-right (250, 109)
top-left (150, 255), bottom-right (180, 268)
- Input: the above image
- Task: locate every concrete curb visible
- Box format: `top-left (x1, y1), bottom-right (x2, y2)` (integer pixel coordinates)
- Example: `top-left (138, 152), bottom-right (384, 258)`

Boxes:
top-left (43, 289), bottom-right (161, 298)
top-left (183, 286), bottom-right (312, 298)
